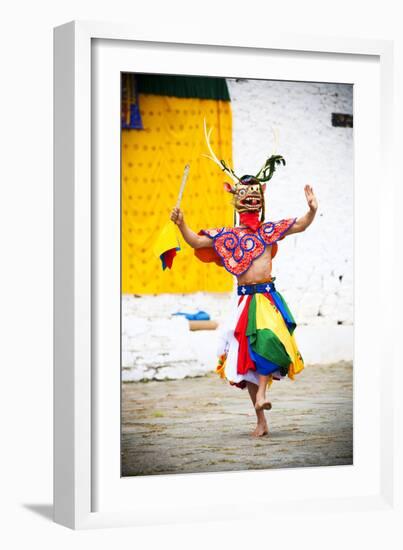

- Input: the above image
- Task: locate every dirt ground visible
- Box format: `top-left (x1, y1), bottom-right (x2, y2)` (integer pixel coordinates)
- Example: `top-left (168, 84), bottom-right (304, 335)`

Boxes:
top-left (121, 362), bottom-right (353, 476)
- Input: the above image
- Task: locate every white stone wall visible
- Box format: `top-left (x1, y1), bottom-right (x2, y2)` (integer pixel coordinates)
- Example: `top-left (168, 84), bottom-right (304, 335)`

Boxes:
top-left (122, 80), bottom-right (353, 380)
top-left (228, 79), bottom-right (353, 327)
top-left (122, 293), bottom-right (233, 381)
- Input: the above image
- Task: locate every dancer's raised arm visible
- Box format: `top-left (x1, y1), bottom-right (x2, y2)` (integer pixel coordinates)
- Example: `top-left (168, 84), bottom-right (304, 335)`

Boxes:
top-left (283, 185), bottom-right (318, 235)
top-left (170, 207), bottom-right (213, 249)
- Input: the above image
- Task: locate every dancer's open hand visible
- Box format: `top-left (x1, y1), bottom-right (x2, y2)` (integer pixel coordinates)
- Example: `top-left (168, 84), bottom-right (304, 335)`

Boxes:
top-left (170, 207), bottom-right (184, 226)
top-left (304, 185), bottom-right (318, 212)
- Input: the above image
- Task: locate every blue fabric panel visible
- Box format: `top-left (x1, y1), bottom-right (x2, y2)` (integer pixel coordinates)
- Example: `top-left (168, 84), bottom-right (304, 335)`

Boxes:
top-left (271, 290), bottom-right (296, 334)
top-left (247, 340), bottom-right (282, 375)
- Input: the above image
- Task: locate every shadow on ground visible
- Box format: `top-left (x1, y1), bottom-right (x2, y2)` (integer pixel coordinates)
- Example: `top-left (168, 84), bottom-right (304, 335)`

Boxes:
top-left (23, 504), bottom-right (53, 522)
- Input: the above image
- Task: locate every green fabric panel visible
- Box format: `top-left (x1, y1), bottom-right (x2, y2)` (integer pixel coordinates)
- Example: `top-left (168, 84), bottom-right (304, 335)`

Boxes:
top-left (251, 328), bottom-right (291, 369)
top-left (246, 295), bottom-right (257, 336)
top-left (246, 295), bottom-right (291, 370)
top-left (136, 74), bottom-right (231, 101)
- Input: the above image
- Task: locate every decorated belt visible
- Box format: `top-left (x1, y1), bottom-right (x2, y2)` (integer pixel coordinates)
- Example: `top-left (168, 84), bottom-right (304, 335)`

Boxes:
top-left (237, 278), bottom-right (276, 296)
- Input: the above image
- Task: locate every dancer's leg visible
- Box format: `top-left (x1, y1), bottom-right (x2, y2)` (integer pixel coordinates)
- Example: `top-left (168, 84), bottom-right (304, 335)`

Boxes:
top-left (255, 375), bottom-right (272, 411)
top-left (246, 382), bottom-right (269, 436)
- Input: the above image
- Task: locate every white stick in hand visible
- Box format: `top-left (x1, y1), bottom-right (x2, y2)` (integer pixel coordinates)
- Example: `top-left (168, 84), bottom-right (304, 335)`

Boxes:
top-left (176, 164), bottom-right (190, 209)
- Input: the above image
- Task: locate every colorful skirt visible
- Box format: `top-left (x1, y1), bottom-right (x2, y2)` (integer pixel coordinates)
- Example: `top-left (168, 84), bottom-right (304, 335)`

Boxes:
top-left (216, 280), bottom-right (304, 388)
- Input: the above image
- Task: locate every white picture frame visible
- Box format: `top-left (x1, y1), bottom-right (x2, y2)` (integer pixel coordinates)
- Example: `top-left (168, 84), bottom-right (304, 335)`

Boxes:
top-left (54, 20), bottom-right (398, 530)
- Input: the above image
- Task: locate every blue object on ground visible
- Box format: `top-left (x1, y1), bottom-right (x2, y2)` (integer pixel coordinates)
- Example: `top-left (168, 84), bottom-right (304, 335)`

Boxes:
top-left (172, 310), bottom-right (211, 321)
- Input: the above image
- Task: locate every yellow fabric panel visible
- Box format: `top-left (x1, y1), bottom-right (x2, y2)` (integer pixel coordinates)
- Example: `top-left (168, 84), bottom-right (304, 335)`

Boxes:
top-left (122, 94), bottom-right (233, 294)
top-left (255, 294), bottom-right (304, 376)
top-left (152, 221), bottom-right (179, 259)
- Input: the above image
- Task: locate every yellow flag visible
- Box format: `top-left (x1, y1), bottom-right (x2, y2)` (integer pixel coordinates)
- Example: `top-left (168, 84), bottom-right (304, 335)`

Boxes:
top-left (152, 221), bottom-right (181, 270)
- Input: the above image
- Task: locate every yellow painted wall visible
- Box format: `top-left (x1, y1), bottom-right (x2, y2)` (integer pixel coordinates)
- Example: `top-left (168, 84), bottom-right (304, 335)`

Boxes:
top-left (122, 93), bottom-right (233, 294)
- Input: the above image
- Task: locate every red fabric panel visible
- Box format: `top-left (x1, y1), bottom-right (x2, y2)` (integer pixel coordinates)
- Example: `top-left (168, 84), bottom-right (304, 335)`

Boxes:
top-left (234, 295), bottom-right (255, 375)
top-left (163, 248), bottom-right (177, 269)
top-left (231, 380), bottom-right (247, 389)
top-left (193, 246), bottom-right (222, 266)
top-left (194, 230), bottom-right (223, 266)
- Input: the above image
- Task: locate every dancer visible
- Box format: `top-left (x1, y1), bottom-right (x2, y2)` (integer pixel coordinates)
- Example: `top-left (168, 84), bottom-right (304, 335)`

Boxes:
top-left (170, 123), bottom-right (318, 436)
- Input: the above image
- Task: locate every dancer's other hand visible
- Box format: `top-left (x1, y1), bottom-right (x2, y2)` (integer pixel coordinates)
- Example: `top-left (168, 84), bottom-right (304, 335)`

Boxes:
top-left (304, 185), bottom-right (318, 212)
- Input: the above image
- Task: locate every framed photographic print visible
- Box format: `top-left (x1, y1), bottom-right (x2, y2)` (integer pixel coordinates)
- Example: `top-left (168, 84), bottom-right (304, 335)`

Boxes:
top-left (54, 21), bottom-right (397, 530)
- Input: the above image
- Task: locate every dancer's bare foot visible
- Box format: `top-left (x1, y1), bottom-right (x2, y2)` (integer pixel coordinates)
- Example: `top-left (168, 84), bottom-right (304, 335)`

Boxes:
top-left (251, 421), bottom-right (269, 437)
top-left (255, 399), bottom-right (272, 411)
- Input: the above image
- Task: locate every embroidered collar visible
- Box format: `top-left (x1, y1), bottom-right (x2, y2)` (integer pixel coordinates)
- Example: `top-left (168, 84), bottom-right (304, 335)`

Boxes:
top-left (201, 219), bottom-right (296, 276)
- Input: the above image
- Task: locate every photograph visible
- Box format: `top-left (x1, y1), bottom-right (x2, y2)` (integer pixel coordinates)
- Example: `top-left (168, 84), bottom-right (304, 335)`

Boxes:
top-left (120, 72), bottom-right (353, 477)
top-left (1, 0), bottom-right (397, 541)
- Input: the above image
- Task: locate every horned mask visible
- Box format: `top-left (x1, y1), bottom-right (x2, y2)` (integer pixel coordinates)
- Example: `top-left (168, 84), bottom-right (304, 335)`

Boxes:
top-left (203, 120), bottom-right (286, 222)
